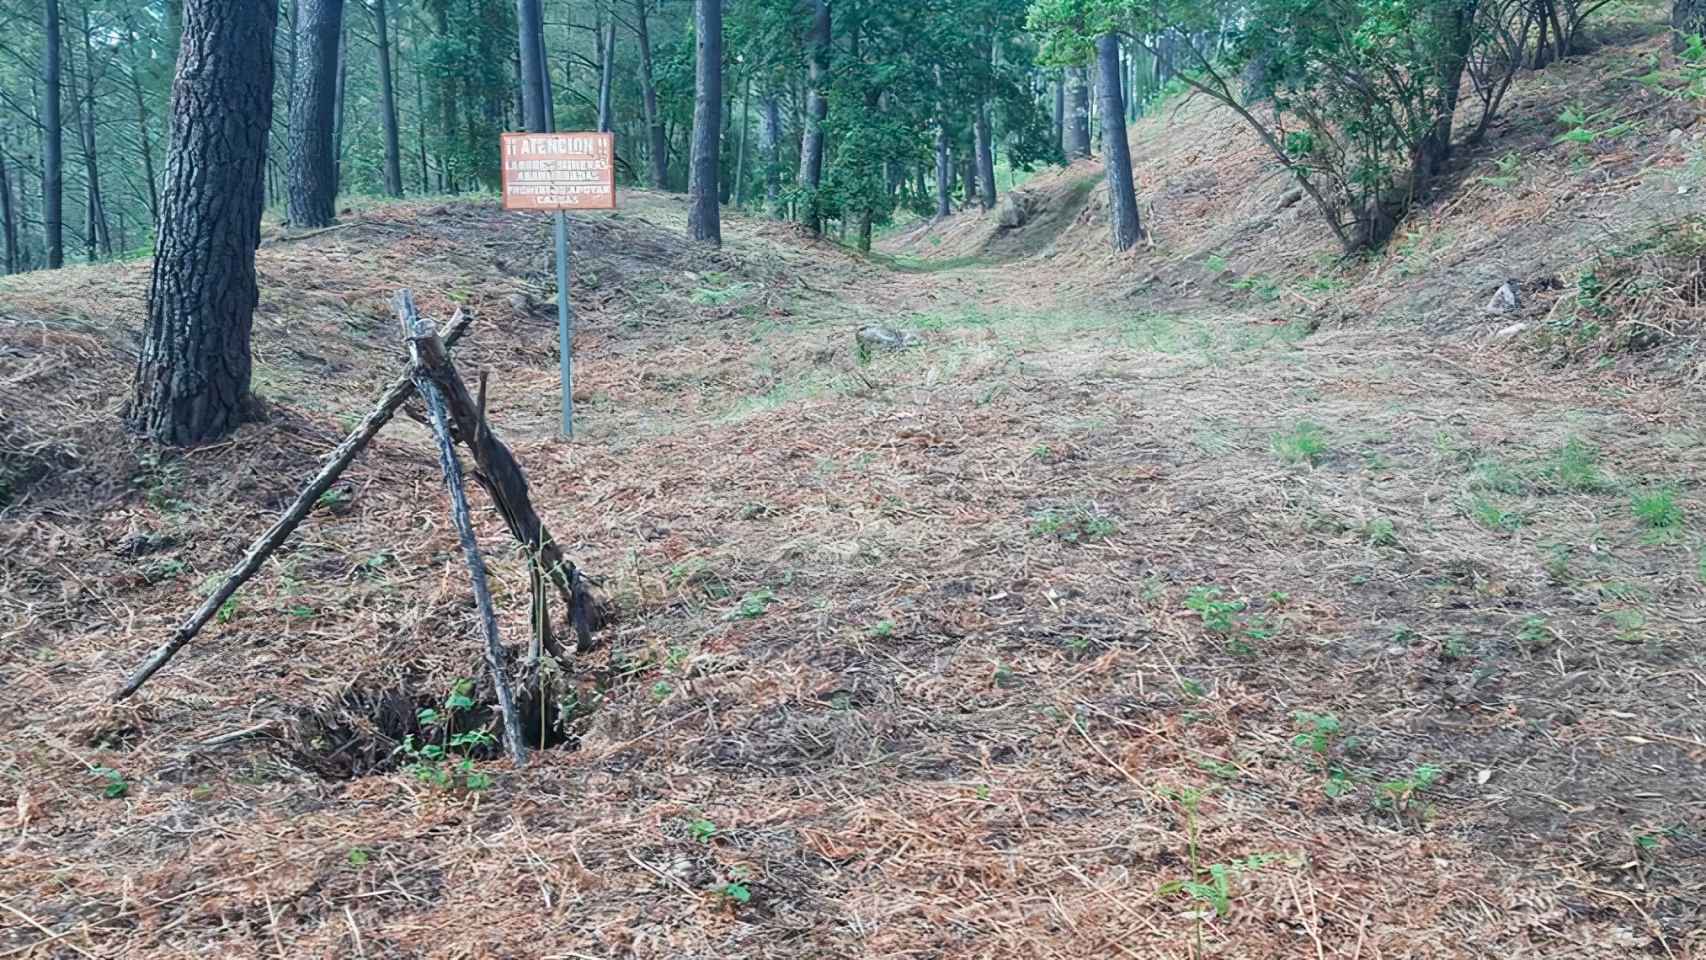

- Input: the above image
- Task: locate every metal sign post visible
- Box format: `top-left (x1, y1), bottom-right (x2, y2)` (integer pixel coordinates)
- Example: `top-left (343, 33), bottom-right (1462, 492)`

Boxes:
top-left (554, 210), bottom-right (573, 437)
top-left (499, 132), bottom-right (617, 440)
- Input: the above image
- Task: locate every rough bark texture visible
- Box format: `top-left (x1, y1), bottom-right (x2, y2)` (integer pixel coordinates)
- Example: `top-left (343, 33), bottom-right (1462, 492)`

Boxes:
top-left (515, 0), bottom-right (547, 132)
top-left (1096, 34), bottom-right (1142, 251)
top-left (760, 93), bottom-right (781, 215)
top-left (287, 0), bottom-right (343, 228)
top-left (598, 16), bottom-right (617, 133)
top-left (129, 0), bottom-right (278, 446)
top-left (1677, 0), bottom-right (1706, 49)
top-left (373, 0), bottom-right (403, 196)
top-left (974, 105), bottom-right (997, 211)
top-left (0, 148), bottom-right (15, 273)
top-left (687, 0), bottom-right (722, 245)
top-left (1067, 65), bottom-right (1091, 160)
top-left (42, 0), bottom-right (64, 269)
top-left (798, 0), bottom-right (830, 233)
top-left (635, 0), bottom-right (669, 189)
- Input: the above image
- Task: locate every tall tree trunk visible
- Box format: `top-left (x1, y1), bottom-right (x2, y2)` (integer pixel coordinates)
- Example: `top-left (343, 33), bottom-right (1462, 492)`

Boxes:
top-left (332, 16), bottom-right (348, 194)
top-left (935, 123), bottom-right (952, 218)
top-left (373, 0), bottom-right (403, 196)
top-left (125, 24), bottom-right (162, 225)
top-left (1418, 0), bottom-right (1475, 180)
top-left (797, 0), bottom-right (830, 233)
top-left (687, 0), bottom-right (721, 245)
top-left (1054, 71), bottom-right (1066, 160)
top-left (1676, 0), bottom-right (1706, 50)
top-left (412, 37), bottom-right (429, 193)
top-left (759, 93), bottom-right (780, 215)
top-left (41, 0), bottom-right (64, 268)
top-left (974, 104), bottom-right (996, 211)
top-left (1067, 65), bottom-right (1091, 160)
top-left (287, 0), bottom-right (343, 227)
top-left (634, 0), bottom-right (668, 189)
top-left (515, 0), bottom-right (547, 132)
top-left (598, 13), bottom-right (617, 133)
top-left (734, 73), bottom-right (751, 207)
top-left (1096, 35), bottom-right (1141, 251)
top-left (130, 0), bottom-right (278, 446)
top-left (0, 146), bottom-right (15, 273)
top-left (538, 12), bottom-right (555, 131)
top-left (79, 4), bottom-right (111, 256)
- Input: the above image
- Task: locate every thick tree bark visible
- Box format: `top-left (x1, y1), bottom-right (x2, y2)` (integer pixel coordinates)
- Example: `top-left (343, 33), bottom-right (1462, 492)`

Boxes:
top-left (798, 0), bottom-right (830, 233)
top-left (1677, 0), bottom-right (1706, 50)
top-left (633, 0), bottom-right (668, 189)
top-left (130, 0), bottom-right (278, 446)
top-left (288, 0), bottom-right (343, 227)
top-left (332, 18), bottom-right (348, 193)
top-left (515, 0), bottom-right (547, 132)
top-left (1417, 0), bottom-right (1476, 180)
top-left (734, 74), bottom-right (751, 207)
top-left (687, 0), bottom-right (722, 245)
top-left (759, 93), bottom-right (781, 215)
top-left (1097, 35), bottom-right (1142, 251)
top-left (537, 12), bottom-right (555, 132)
top-left (974, 104), bottom-right (996, 211)
top-left (41, 0), bottom-right (64, 268)
top-left (373, 0), bottom-right (403, 196)
top-left (1067, 65), bottom-right (1091, 160)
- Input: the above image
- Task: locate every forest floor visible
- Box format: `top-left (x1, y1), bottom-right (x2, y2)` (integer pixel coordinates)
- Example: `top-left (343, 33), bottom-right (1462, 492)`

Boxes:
top-left (3, 171), bottom-right (1706, 957)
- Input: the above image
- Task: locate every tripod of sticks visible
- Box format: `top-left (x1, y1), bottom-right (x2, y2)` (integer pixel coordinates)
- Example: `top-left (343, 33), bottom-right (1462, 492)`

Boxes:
top-left (113, 290), bottom-right (600, 766)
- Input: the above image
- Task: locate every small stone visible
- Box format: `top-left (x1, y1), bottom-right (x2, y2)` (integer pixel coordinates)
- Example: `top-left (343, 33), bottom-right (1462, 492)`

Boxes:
top-left (506, 292), bottom-right (533, 314)
top-left (1485, 280), bottom-right (1521, 315)
top-left (1670, 128), bottom-right (1686, 145)
top-left (997, 194), bottom-right (1028, 229)
top-left (856, 325), bottom-right (920, 354)
top-left (1494, 321), bottom-right (1528, 340)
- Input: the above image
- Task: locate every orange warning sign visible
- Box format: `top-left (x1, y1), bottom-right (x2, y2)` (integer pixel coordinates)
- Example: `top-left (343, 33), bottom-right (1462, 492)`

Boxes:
top-left (500, 132), bottom-right (617, 211)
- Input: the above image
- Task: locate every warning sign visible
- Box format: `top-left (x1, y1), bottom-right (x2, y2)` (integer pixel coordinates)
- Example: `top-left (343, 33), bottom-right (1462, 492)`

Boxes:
top-left (500, 132), bottom-right (617, 211)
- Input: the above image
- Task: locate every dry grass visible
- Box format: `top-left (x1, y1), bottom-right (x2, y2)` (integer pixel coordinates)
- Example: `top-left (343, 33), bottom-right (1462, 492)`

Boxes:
top-left (4, 26), bottom-right (1706, 955)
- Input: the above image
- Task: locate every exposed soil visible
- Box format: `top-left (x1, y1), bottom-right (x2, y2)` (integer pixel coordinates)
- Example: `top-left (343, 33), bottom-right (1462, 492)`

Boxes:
top-left (4, 14), bottom-right (1706, 959)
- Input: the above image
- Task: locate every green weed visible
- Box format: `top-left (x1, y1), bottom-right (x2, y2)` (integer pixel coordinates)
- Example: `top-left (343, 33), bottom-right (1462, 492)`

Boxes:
top-left (1272, 422), bottom-right (1329, 466)
top-left (727, 589), bottom-right (777, 620)
top-left (1468, 495), bottom-right (1525, 531)
top-left (1361, 518), bottom-right (1399, 546)
top-left (1030, 505), bottom-right (1117, 543)
top-left (1632, 485), bottom-right (1684, 535)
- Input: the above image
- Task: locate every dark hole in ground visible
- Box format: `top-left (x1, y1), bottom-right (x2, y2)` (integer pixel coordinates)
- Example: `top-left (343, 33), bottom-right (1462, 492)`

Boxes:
top-left (287, 671), bottom-right (588, 781)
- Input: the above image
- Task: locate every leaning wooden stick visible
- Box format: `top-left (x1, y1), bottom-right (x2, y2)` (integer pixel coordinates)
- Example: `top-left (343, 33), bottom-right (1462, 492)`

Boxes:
top-left (113, 311), bottom-right (472, 702)
top-left (398, 290), bottom-right (528, 765)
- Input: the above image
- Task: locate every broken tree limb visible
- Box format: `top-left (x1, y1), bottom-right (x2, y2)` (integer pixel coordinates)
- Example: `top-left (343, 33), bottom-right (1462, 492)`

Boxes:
top-left (407, 308), bottom-right (603, 659)
top-left (397, 290), bottom-right (528, 765)
top-left (112, 311), bottom-right (472, 702)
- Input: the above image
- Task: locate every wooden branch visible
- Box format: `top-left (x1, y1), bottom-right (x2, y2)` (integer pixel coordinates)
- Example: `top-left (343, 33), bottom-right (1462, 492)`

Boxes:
top-left (397, 290), bottom-right (528, 766)
top-left (113, 311), bottom-right (472, 702)
top-left (408, 314), bottom-right (601, 658)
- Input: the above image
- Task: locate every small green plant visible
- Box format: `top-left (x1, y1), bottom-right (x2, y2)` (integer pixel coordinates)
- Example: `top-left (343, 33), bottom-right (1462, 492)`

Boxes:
top-left (1203, 253), bottom-right (1229, 274)
top-left (992, 662), bottom-right (1016, 688)
top-left (1272, 421), bottom-right (1329, 466)
top-left (650, 680), bottom-right (674, 701)
top-left (867, 619), bottom-right (896, 639)
top-left (1185, 587), bottom-right (1246, 633)
top-left (691, 281), bottom-right (754, 306)
top-left (1632, 485), bottom-right (1684, 535)
top-left (1291, 712), bottom-right (1356, 797)
top-left (315, 488), bottom-right (353, 511)
top-left (1361, 517), bottom-right (1399, 546)
top-left (95, 767), bottom-right (128, 799)
top-left (394, 679), bottom-right (495, 793)
top-left (1029, 505), bottom-right (1117, 543)
top-left (689, 818), bottom-right (718, 843)
top-left (347, 848), bottom-right (371, 868)
top-left (1545, 438), bottom-right (1612, 493)
top-left (727, 589), bottom-right (777, 620)
top-left (1516, 616), bottom-right (1553, 651)
top-left (1373, 764), bottom-right (1441, 827)
top-left (1468, 495), bottom-right (1525, 531)
top-left (1479, 151), bottom-right (1522, 189)
top-left (214, 596), bottom-right (239, 623)
top-left (713, 881), bottom-right (752, 905)
top-left (1441, 632), bottom-right (1472, 661)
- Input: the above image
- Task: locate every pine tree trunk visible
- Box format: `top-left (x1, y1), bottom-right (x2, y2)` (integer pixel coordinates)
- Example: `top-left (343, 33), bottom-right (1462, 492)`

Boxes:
top-left (759, 93), bottom-right (781, 215)
top-left (537, 13), bottom-right (555, 132)
top-left (687, 0), bottom-right (721, 246)
top-left (332, 16), bottom-right (348, 193)
top-left (1068, 66), bottom-right (1091, 160)
top-left (41, 0), bottom-right (64, 269)
top-left (287, 0), bottom-right (343, 227)
top-left (0, 146), bottom-right (15, 273)
top-left (798, 0), bottom-right (830, 233)
top-left (1097, 34), bottom-right (1141, 252)
top-left (598, 15), bottom-right (617, 133)
top-left (635, 0), bottom-right (668, 189)
top-left (1676, 0), bottom-right (1706, 49)
top-left (935, 123), bottom-right (952, 218)
top-left (78, 6), bottom-right (111, 257)
top-left (515, 0), bottom-right (547, 132)
top-left (734, 74), bottom-right (751, 207)
top-left (374, 0), bottom-right (403, 196)
top-left (975, 104), bottom-right (996, 211)
top-left (126, 25), bottom-right (162, 225)
top-left (1054, 71), bottom-right (1066, 160)
top-left (130, 0), bottom-right (278, 446)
